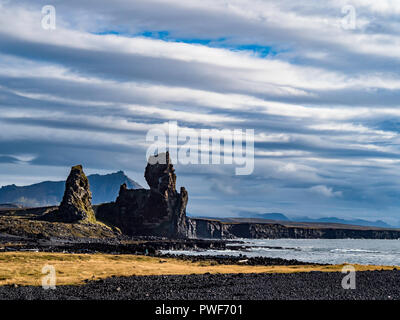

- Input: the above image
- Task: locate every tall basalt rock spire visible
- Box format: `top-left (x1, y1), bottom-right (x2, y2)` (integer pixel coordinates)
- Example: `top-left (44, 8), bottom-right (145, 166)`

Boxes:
top-left (144, 152), bottom-right (188, 238)
top-left (96, 152), bottom-right (189, 238)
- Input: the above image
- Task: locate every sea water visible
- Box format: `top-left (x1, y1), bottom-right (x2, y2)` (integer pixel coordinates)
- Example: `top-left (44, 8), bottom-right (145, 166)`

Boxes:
top-left (162, 239), bottom-right (400, 266)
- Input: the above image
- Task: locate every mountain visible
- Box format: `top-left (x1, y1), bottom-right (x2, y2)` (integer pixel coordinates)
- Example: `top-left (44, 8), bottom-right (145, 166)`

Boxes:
top-left (87, 171), bottom-right (142, 204)
top-left (0, 203), bottom-right (23, 210)
top-left (237, 212), bottom-right (393, 228)
top-left (292, 216), bottom-right (393, 229)
top-left (0, 171), bottom-right (142, 207)
top-left (239, 212), bottom-right (290, 221)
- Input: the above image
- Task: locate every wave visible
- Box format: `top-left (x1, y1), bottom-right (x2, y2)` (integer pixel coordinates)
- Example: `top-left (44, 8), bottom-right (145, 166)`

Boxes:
top-left (330, 248), bottom-right (381, 254)
top-left (247, 246), bottom-right (301, 252)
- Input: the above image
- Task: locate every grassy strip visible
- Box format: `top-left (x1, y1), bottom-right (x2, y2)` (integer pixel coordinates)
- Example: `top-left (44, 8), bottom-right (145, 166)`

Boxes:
top-left (0, 252), bottom-right (394, 286)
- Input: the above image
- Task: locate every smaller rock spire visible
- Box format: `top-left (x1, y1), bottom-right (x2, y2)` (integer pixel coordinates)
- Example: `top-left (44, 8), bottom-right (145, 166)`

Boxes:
top-left (58, 165), bottom-right (96, 223)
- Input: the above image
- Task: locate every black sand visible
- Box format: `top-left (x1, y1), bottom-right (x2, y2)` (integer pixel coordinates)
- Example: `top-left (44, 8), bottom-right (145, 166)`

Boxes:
top-left (1, 270), bottom-right (399, 300)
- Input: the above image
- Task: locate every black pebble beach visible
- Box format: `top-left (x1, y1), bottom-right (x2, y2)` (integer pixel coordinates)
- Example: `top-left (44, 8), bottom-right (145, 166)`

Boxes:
top-left (1, 270), bottom-right (399, 300)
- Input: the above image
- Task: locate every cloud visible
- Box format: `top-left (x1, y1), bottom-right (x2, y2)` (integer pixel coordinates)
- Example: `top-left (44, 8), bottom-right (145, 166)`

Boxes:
top-left (309, 185), bottom-right (343, 198)
top-left (0, 1), bottom-right (399, 221)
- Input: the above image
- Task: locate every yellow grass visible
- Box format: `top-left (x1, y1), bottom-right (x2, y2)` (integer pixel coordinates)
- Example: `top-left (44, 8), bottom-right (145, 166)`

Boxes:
top-left (0, 252), bottom-right (394, 286)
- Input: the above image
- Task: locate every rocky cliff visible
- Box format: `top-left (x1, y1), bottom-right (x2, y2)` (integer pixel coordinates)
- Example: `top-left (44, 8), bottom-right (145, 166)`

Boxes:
top-left (187, 218), bottom-right (400, 239)
top-left (96, 152), bottom-right (188, 238)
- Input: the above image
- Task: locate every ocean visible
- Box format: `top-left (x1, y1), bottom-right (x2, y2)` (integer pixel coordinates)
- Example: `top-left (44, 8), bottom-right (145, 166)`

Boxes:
top-left (162, 239), bottom-right (400, 266)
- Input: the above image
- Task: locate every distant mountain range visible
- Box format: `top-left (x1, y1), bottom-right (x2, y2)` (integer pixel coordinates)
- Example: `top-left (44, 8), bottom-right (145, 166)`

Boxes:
top-left (0, 203), bottom-right (23, 210)
top-left (238, 212), bottom-right (394, 229)
top-left (0, 171), bottom-right (142, 207)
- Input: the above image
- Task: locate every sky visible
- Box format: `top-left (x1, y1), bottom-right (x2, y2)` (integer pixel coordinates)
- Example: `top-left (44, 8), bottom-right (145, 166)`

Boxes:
top-left (1, 0), bottom-right (400, 224)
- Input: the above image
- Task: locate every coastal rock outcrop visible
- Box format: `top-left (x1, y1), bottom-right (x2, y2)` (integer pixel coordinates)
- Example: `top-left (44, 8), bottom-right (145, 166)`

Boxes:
top-left (96, 152), bottom-right (188, 238)
top-left (34, 158), bottom-right (400, 240)
top-left (186, 218), bottom-right (400, 239)
top-left (187, 218), bottom-right (224, 239)
top-left (58, 165), bottom-right (96, 223)
top-left (44, 165), bottom-right (97, 223)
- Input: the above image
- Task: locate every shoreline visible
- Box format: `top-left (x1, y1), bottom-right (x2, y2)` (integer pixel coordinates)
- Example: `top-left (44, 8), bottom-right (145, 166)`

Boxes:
top-left (0, 250), bottom-right (398, 300)
top-left (0, 251), bottom-right (395, 287)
